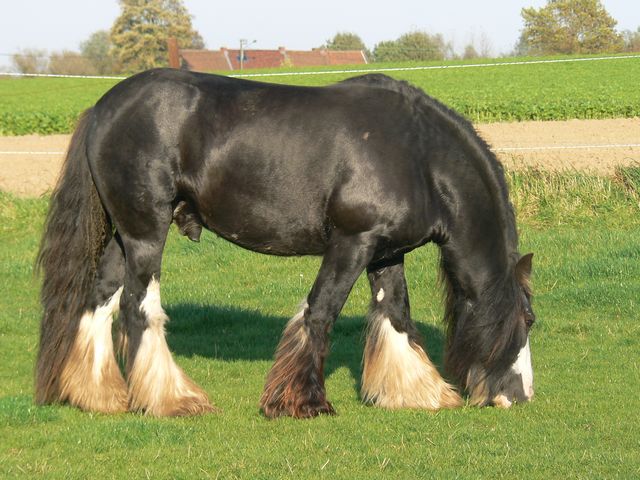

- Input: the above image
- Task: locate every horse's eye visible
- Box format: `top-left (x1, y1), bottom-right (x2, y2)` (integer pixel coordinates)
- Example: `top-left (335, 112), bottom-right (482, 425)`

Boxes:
top-left (525, 313), bottom-right (535, 329)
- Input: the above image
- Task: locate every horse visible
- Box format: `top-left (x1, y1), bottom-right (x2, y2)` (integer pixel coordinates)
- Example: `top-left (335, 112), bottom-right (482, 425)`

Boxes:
top-left (35, 69), bottom-right (535, 418)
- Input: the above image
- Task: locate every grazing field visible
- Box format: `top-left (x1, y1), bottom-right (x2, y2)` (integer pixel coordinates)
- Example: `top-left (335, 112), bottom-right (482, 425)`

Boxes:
top-left (1, 168), bottom-right (639, 478)
top-left (1, 54), bottom-right (640, 135)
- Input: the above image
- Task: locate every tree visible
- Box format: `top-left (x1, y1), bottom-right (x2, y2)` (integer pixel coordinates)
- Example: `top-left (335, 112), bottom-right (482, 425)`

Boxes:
top-left (12, 49), bottom-right (48, 74)
top-left (520, 0), bottom-right (623, 55)
top-left (513, 34), bottom-right (530, 57)
top-left (373, 31), bottom-right (450, 62)
top-left (462, 31), bottom-right (494, 59)
top-left (81, 31), bottom-right (117, 74)
top-left (324, 32), bottom-right (366, 51)
top-left (622, 28), bottom-right (640, 52)
top-left (323, 32), bottom-right (371, 61)
top-left (49, 51), bottom-right (97, 75)
top-left (476, 32), bottom-right (494, 58)
top-left (111, 0), bottom-right (204, 72)
top-left (462, 44), bottom-right (480, 60)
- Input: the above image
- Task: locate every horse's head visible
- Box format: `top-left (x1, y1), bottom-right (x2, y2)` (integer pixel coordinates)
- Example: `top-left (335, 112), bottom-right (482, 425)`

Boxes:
top-left (466, 253), bottom-right (535, 407)
top-left (445, 253), bottom-right (535, 408)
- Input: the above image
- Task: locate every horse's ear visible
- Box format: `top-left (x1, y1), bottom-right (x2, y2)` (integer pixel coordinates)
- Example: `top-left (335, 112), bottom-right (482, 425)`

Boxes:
top-left (515, 253), bottom-right (533, 282)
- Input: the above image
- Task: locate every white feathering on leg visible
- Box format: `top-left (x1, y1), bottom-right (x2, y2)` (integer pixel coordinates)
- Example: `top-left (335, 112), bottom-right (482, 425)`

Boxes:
top-left (59, 287), bottom-right (128, 413)
top-left (362, 314), bottom-right (462, 410)
top-left (127, 278), bottom-right (213, 416)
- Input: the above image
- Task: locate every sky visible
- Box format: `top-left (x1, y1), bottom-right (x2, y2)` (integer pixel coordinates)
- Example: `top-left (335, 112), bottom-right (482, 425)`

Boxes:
top-left (1, 0), bottom-right (639, 69)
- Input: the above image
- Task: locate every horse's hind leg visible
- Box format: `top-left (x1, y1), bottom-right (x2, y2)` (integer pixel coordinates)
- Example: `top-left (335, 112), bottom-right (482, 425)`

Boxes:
top-left (362, 259), bottom-right (462, 410)
top-left (117, 217), bottom-right (214, 416)
top-left (260, 232), bottom-right (376, 418)
top-left (58, 236), bottom-right (128, 413)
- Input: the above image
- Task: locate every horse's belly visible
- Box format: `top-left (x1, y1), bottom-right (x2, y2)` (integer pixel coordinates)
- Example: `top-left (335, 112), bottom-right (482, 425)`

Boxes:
top-left (199, 204), bottom-right (328, 256)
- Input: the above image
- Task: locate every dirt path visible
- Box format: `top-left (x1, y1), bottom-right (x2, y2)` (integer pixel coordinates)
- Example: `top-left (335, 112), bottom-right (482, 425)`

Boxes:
top-left (476, 118), bottom-right (640, 174)
top-left (1, 118), bottom-right (639, 197)
top-left (0, 135), bottom-right (69, 198)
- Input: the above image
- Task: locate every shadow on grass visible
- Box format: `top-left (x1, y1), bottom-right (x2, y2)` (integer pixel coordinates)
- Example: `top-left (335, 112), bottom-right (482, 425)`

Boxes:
top-left (165, 303), bottom-right (449, 392)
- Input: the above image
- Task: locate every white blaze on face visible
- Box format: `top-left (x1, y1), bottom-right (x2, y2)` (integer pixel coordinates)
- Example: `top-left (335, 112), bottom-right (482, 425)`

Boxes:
top-left (511, 337), bottom-right (534, 399)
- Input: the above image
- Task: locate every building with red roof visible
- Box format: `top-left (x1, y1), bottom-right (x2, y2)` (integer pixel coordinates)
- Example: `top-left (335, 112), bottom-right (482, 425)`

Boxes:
top-left (168, 38), bottom-right (368, 72)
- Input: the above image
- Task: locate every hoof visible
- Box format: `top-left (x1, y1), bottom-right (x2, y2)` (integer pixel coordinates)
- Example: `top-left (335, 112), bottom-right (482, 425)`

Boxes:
top-left (130, 381), bottom-right (217, 417)
top-left (296, 400), bottom-right (336, 418)
top-left (491, 394), bottom-right (513, 409)
top-left (145, 398), bottom-right (218, 417)
top-left (63, 377), bottom-right (129, 414)
top-left (261, 397), bottom-right (336, 419)
top-left (80, 382), bottom-right (129, 414)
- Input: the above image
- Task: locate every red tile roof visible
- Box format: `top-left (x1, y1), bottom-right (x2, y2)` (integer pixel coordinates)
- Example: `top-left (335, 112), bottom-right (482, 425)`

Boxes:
top-left (225, 49), bottom-right (285, 70)
top-left (326, 50), bottom-right (368, 65)
top-left (179, 49), bottom-right (232, 71)
top-left (172, 44), bottom-right (367, 72)
top-left (285, 50), bottom-right (325, 67)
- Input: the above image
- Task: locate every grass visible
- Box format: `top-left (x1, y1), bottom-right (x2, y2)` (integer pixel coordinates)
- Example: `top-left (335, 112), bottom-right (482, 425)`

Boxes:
top-left (507, 166), bottom-right (640, 227)
top-left (1, 169), bottom-right (639, 478)
top-left (1, 53), bottom-right (640, 134)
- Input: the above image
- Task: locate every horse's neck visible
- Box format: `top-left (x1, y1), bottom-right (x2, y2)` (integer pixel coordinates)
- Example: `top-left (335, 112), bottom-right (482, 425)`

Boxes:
top-left (438, 211), bottom-right (514, 301)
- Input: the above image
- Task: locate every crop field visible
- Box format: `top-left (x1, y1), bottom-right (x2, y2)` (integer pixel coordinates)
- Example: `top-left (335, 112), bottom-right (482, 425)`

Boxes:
top-left (1, 54), bottom-right (640, 135)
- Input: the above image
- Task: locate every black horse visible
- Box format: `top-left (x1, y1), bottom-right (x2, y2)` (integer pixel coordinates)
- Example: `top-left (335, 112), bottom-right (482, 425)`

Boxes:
top-left (36, 69), bottom-right (535, 418)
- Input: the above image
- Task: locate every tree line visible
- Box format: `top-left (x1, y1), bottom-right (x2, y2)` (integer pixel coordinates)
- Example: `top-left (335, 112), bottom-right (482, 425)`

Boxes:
top-left (10, 0), bottom-right (640, 75)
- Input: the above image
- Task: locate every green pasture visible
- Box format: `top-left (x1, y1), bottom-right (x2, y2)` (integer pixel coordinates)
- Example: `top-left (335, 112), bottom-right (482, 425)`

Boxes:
top-left (1, 168), bottom-right (639, 478)
top-left (1, 54), bottom-right (640, 135)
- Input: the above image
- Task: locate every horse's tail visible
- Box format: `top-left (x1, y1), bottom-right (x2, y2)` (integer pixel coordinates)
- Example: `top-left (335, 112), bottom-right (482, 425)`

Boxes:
top-left (35, 108), bottom-right (110, 404)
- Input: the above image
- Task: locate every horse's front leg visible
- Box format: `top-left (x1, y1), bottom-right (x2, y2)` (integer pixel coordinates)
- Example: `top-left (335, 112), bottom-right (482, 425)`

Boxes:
top-left (260, 232), bottom-right (376, 418)
top-left (362, 259), bottom-right (463, 410)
